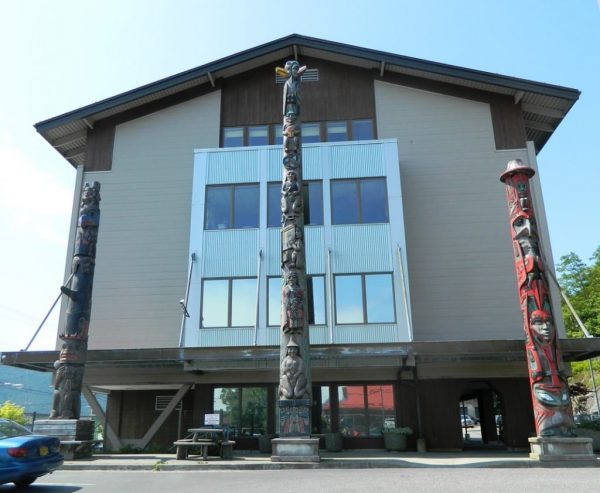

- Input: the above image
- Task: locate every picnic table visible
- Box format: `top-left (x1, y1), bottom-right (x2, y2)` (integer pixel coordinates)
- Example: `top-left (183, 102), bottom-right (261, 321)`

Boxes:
top-left (173, 427), bottom-right (235, 460)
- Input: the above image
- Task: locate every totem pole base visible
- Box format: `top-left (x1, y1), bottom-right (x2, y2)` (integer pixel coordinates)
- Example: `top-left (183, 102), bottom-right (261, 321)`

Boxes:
top-left (33, 419), bottom-right (96, 460)
top-left (271, 437), bottom-right (320, 463)
top-left (528, 436), bottom-right (597, 466)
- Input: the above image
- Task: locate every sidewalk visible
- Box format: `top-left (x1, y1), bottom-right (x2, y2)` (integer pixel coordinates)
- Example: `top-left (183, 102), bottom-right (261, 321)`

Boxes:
top-left (61, 449), bottom-right (599, 470)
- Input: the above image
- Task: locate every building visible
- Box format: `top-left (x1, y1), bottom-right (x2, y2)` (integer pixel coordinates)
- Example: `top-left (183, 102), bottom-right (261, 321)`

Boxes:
top-left (3, 34), bottom-right (599, 452)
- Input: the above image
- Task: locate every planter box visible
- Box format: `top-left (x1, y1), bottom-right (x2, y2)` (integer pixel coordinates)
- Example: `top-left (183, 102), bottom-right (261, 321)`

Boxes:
top-left (383, 432), bottom-right (408, 451)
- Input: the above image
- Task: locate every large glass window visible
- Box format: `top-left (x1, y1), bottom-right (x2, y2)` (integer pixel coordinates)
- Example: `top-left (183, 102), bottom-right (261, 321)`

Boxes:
top-left (331, 178), bottom-right (388, 225)
top-left (268, 275), bottom-right (326, 326)
top-left (267, 181), bottom-right (323, 228)
top-left (205, 184), bottom-right (259, 230)
top-left (202, 278), bottom-right (256, 327)
top-left (223, 127), bottom-right (244, 147)
top-left (338, 384), bottom-right (395, 437)
top-left (334, 273), bottom-right (395, 324)
top-left (213, 387), bottom-right (267, 437)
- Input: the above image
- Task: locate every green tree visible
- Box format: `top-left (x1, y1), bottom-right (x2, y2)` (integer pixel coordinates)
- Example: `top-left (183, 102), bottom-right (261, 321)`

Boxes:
top-left (0, 401), bottom-right (26, 424)
top-left (557, 247), bottom-right (600, 338)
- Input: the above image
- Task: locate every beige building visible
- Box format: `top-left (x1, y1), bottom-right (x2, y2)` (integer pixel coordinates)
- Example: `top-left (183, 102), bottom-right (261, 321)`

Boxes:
top-left (3, 35), bottom-right (597, 452)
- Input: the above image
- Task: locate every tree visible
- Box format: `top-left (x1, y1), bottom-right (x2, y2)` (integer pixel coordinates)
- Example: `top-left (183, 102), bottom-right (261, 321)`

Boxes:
top-left (0, 401), bottom-right (26, 424)
top-left (557, 247), bottom-right (600, 338)
top-left (557, 247), bottom-right (600, 405)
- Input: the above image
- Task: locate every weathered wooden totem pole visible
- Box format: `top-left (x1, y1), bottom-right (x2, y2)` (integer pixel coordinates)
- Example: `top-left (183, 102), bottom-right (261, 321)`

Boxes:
top-left (500, 160), bottom-right (576, 438)
top-left (50, 181), bottom-right (101, 420)
top-left (271, 61), bottom-right (319, 462)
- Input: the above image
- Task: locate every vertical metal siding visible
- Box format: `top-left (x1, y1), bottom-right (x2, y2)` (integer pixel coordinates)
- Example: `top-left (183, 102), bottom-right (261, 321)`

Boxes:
top-left (330, 142), bottom-right (385, 179)
top-left (199, 328), bottom-right (253, 347)
top-left (302, 145), bottom-right (323, 180)
top-left (202, 230), bottom-right (259, 277)
top-left (206, 148), bottom-right (260, 184)
top-left (266, 226), bottom-right (325, 276)
top-left (267, 147), bottom-right (282, 182)
top-left (334, 325), bottom-right (400, 344)
top-left (331, 224), bottom-right (392, 273)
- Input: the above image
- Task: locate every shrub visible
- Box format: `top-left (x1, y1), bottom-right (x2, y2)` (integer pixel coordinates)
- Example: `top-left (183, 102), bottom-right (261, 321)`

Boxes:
top-left (0, 401), bottom-right (26, 424)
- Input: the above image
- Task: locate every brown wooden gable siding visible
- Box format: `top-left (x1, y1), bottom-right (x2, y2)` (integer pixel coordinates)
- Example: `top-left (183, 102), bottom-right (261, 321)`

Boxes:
top-left (220, 56), bottom-right (376, 128)
top-left (376, 71), bottom-right (527, 150)
top-left (83, 82), bottom-right (218, 172)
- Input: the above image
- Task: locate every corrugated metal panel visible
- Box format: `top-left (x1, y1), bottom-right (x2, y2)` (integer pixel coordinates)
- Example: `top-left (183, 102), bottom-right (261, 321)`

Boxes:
top-left (305, 226), bottom-right (325, 274)
top-left (266, 226), bottom-right (324, 276)
top-left (203, 230), bottom-right (259, 277)
top-left (199, 328), bottom-right (253, 347)
top-left (302, 146), bottom-right (322, 180)
top-left (268, 147), bottom-right (283, 181)
top-left (330, 142), bottom-right (385, 178)
top-left (334, 324), bottom-right (400, 343)
top-left (331, 224), bottom-right (392, 273)
top-left (265, 327), bottom-right (280, 346)
top-left (308, 326), bottom-right (328, 345)
top-left (206, 149), bottom-right (260, 184)
top-left (266, 228), bottom-right (281, 276)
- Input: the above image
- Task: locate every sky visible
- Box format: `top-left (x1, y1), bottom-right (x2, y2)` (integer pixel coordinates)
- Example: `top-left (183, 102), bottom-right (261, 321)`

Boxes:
top-left (0, 0), bottom-right (598, 353)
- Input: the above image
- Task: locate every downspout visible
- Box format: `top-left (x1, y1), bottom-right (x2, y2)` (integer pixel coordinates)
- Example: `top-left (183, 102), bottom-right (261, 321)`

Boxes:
top-left (178, 252), bottom-right (196, 348)
top-left (253, 249), bottom-right (263, 346)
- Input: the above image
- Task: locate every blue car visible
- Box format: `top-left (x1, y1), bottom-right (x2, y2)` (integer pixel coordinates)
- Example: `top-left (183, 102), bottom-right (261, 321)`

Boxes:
top-left (0, 418), bottom-right (63, 487)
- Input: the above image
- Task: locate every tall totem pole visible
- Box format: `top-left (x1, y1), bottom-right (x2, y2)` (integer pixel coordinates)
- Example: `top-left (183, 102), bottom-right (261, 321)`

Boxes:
top-left (50, 181), bottom-right (101, 419)
top-left (275, 60), bottom-right (313, 438)
top-left (500, 160), bottom-right (575, 437)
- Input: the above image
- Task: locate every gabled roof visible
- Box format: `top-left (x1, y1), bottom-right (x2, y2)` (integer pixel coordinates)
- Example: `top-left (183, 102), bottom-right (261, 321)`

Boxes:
top-left (35, 34), bottom-right (580, 167)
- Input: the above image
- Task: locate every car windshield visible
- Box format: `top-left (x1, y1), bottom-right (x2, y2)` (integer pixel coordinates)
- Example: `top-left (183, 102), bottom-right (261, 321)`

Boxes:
top-left (0, 420), bottom-right (32, 439)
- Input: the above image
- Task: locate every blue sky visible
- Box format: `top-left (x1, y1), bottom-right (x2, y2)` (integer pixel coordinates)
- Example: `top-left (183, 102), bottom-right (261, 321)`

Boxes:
top-left (0, 0), bottom-right (598, 351)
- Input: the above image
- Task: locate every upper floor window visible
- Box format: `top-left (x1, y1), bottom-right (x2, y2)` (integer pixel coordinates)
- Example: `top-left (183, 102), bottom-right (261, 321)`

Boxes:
top-left (330, 178), bottom-right (388, 225)
top-left (334, 273), bottom-right (395, 324)
top-left (267, 180), bottom-right (323, 227)
top-left (326, 121), bottom-right (348, 142)
top-left (351, 119), bottom-right (374, 140)
top-left (222, 119), bottom-right (375, 148)
top-left (223, 127), bottom-right (244, 147)
top-left (248, 126), bottom-right (269, 146)
top-left (205, 184), bottom-right (259, 230)
top-left (202, 278), bottom-right (256, 327)
top-left (268, 275), bottom-right (326, 326)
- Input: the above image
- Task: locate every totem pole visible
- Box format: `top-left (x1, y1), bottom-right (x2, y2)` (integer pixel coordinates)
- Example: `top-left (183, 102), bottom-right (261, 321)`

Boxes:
top-left (275, 60), bottom-right (312, 436)
top-left (500, 160), bottom-right (575, 437)
top-left (50, 182), bottom-right (101, 419)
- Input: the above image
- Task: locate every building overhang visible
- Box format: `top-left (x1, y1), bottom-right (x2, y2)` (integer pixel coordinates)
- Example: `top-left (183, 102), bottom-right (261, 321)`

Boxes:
top-left (3, 338), bottom-right (598, 375)
top-left (34, 34), bottom-right (579, 168)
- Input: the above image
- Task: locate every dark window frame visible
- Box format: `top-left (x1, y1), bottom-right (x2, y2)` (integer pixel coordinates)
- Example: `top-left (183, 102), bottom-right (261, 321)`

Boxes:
top-left (330, 177), bottom-right (389, 225)
top-left (333, 272), bottom-right (396, 325)
top-left (201, 277), bottom-right (257, 328)
top-left (204, 183), bottom-right (259, 230)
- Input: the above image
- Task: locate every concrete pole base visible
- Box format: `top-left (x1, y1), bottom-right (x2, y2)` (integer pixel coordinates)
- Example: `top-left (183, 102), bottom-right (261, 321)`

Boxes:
top-left (529, 436), bottom-right (598, 466)
top-left (271, 437), bottom-right (320, 463)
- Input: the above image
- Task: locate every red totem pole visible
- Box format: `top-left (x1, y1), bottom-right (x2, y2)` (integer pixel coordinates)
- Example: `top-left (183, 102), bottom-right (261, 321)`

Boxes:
top-left (500, 159), bottom-right (575, 437)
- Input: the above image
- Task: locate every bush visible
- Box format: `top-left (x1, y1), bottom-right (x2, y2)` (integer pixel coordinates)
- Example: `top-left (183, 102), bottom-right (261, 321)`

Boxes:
top-left (577, 422), bottom-right (600, 432)
top-left (0, 401), bottom-right (26, 424)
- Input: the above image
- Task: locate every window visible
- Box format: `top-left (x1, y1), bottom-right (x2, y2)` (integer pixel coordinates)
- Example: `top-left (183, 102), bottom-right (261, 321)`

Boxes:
top-left (213, 387), bottom-right (267, 437)
top-left (326, 121), bottom-right (348, 142)
top-left (331, 178), bottom-right (388, 225)
top-left (351, 119), bottom-right (374, 141)
top-left (205, 184), bottom-right (259, 230)
top-left (248, 126), bottom-right (268, 146)
top-left (202, 278), bottom-right (256, 327)
top-left (334, 273), bottom-right (395, 324)
top-left (223, 127), bottom-right (244, 147)
top-left (302, 122), bottom-right (321, 144)
top-left (272, 124), bottom-right (283, 146)
top-left (267, 181), bottom-right (323, 227)
top-left (338, 384), bottom-right (395, 437)
top-left (268, 275), bottom-right (326, 326)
